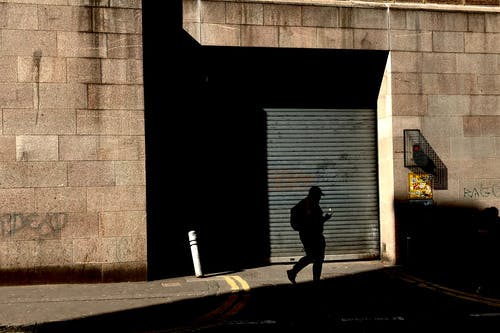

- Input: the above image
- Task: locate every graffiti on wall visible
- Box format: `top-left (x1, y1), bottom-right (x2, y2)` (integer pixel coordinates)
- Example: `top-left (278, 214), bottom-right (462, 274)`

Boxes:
top-left (0, 213), bottom-right (67, 239)
top-left (463, 182), bottom-right (500, 200)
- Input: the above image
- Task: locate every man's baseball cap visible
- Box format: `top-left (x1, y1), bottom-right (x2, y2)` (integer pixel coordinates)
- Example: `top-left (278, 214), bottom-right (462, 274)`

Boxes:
top-left (309, 186), bottom-right (324, 196)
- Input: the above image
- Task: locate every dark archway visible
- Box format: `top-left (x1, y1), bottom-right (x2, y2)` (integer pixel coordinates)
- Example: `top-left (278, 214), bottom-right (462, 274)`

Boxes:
top-left (143, 1), bottom-right (388, 279)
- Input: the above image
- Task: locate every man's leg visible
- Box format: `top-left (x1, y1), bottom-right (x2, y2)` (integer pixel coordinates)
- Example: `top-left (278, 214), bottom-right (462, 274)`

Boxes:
top-left (312, 259), bottom-right (323, 282)
top-left (287, 255), bottom-right (313, 283)
top-left (312, 237), bottom-right (326, 282)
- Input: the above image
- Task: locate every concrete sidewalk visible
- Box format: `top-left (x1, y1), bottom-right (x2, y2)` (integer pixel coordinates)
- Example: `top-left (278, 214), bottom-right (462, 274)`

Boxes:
top-left (0, 261), bottom-right (387, 329)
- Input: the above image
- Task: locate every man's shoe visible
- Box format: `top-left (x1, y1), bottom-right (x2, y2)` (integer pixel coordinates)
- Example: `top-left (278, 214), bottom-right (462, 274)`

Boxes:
top-left (287, 269), bottom-right (296, 284)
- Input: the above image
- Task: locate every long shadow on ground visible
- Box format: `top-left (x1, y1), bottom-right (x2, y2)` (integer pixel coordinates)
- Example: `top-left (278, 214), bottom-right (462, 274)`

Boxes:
top-left (12, 265), bottom-right (500, 333)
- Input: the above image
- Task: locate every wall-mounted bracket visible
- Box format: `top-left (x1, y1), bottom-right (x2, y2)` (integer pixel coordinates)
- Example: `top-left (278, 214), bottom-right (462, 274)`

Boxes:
top-left (404, 129), bottom-right (447, 190)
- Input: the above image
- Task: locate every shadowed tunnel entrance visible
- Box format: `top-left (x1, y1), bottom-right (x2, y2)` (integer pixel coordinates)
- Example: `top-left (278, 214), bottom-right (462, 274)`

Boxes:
top-left (143, 1), bottom-right (388, 279)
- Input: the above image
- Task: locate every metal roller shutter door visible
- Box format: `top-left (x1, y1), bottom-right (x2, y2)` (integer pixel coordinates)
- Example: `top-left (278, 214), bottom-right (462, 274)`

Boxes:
top-left (265, 108), bottom-right (380, 263)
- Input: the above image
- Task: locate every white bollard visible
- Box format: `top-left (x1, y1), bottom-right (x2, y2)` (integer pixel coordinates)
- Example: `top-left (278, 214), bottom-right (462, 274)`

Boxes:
top-left (188, 230), bottom-right (203, 278)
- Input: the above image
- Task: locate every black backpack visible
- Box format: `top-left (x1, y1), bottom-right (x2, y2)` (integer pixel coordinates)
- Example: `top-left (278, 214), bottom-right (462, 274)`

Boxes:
top-left (290, 199), bottom-right (306, 231)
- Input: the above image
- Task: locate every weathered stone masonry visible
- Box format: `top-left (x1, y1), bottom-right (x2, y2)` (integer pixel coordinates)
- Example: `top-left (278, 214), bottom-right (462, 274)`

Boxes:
top-left (183, 0), bottom-right (500, 263)
top-left (2, 0), bottom-right (499, 282)
top-left (0, 0), bottom-right (145, 283)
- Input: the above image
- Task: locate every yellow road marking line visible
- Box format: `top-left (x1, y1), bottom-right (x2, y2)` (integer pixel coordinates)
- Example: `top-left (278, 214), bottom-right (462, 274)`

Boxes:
top-left (220, 276), bottom-right (251, 318)
top-left (396, 271), bottom-right (500, 307)
top-left (231, 275), bottom-right (251, 291)
top-left (224, 276), bottom-right (240, 292)
top-left (195, 275), bottom-right (251, 324)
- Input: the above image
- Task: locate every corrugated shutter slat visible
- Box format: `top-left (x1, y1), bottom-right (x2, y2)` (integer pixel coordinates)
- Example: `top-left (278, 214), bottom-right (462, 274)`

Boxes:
top-left (265, 108), bottom-right (380, 263)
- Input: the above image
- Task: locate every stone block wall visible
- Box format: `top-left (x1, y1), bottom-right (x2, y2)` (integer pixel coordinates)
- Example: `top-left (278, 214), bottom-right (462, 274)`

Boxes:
top-left (0, 0), bottom-right (145, 284)
top-left (184, 0), bottom-right (500, 207)
top-left (183, 0), bottom-right (500, 262)
top-left (389, 9), bottom-right (500, 208)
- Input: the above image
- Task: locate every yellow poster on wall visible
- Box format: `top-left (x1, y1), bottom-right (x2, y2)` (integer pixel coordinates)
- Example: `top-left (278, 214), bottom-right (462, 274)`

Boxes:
top-left (408, 172), bottom-right (433, 199)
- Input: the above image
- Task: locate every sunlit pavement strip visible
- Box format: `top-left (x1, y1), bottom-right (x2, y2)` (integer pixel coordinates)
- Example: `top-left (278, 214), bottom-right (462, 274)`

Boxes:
top-left (394, 271), bottom-right (500, 308)
top-left (160, 282), bottom-right (181, 287)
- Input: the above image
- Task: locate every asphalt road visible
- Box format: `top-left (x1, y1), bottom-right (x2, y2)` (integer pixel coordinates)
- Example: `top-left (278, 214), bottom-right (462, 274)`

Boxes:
top-left (192, 269), bottom-right (500, 332)
top-left (17, 266), bottom-right (500, 333)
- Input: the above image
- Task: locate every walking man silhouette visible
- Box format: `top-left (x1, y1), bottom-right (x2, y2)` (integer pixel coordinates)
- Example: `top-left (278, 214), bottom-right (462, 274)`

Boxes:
top-left (287, 186), bottom-right (332, 283)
